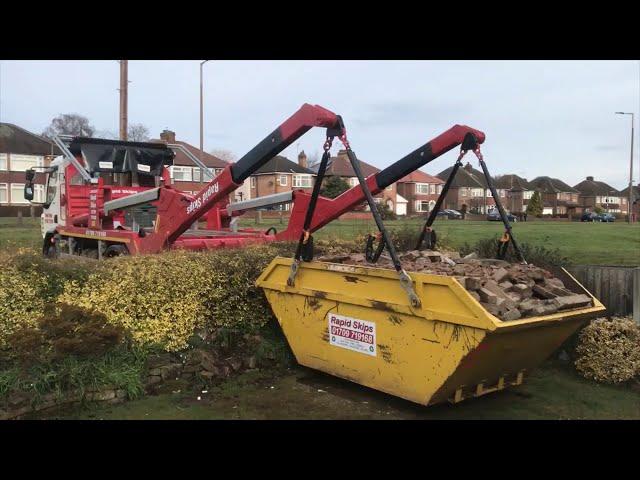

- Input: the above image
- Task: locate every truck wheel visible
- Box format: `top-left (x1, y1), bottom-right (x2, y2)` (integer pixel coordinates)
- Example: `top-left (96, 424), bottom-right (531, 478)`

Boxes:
top-left (43, 232), bottom-right (59, 258)
top-left (104, 244), bottom-right (129, 258)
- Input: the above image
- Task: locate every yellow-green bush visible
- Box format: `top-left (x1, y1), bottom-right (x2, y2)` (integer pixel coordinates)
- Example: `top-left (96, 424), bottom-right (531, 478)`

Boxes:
top-left (57, 246), bottom-right (285, 352)
top-left (1, 238), bottom-right (379, 354)
top-left (0, 262), bottom-right (48, 348)
top-left (574, 317), bottom-right (640, 384)
top-left (58, 251), bottom-right (212, 352)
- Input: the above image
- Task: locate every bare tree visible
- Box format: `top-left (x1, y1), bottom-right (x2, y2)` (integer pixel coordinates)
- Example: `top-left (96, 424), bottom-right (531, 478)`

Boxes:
top-left (94, 130), bottom-right (118, 139)
top-left (307, 149), bottom-right (320, 167)
top-left (42, 113), bottom-right (95, 138)
top-left (210, 149), bottom-right (238, 163)
top-left (128, 123), bottom-right (151, 142)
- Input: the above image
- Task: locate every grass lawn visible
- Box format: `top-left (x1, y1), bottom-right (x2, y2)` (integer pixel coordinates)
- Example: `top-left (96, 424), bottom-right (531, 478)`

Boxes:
top-left (239, 217), bottom-right (640, 266)
top-left (1, 216), bottom-right (638, 265)
top-left (0, 216), bottom-right (41, 251)
top-left (44, 361), bottom-right (640, 420)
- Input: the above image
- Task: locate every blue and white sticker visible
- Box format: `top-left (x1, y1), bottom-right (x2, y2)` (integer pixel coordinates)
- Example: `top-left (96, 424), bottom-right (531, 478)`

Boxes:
top-left (328, 313), bottom-right (376, 357)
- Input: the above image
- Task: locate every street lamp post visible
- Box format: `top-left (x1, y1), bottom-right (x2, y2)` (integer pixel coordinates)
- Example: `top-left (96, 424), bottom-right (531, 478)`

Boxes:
top-left (615, 111), bottom-right (635, 223)
top-left (199, 60), bottom-right (210, 185)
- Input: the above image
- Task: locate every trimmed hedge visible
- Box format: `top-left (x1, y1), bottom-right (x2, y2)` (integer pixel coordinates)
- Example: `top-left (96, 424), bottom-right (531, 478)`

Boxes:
top-left (574, 317), bottom-right (640, 384)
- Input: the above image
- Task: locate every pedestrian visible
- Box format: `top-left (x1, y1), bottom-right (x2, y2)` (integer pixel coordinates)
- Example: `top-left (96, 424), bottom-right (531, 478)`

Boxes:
top-left (523, 211), bottom-right (528, 222)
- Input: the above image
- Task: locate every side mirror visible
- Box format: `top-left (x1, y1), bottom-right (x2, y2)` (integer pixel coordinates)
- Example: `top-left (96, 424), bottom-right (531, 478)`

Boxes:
top-left (24, 169), bottom-right (35, 201)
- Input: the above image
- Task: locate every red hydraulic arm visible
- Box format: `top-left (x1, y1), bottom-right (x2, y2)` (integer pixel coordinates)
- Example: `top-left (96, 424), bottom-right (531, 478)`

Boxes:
top-left (135, 104), bottom-right (342, 254)
top-left (276, 124), bottom-right (486, 241)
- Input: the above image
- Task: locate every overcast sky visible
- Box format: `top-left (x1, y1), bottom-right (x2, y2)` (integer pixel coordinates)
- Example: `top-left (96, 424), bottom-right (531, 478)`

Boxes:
top-left (1, 60), bottom-right (638, 189)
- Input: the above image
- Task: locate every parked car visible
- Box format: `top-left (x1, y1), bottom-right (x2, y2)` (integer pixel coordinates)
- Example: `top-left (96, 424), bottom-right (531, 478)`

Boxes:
top-left (436, 209), bottom-right (463, 220)
top-left (581, 212), bottom-right (598, 222)
top-left (486, 210), bottom-right (517, 222)
top-left (581, 212), bottom-right (615, 222)
top-left (597, 213), bottom-right (615, 222)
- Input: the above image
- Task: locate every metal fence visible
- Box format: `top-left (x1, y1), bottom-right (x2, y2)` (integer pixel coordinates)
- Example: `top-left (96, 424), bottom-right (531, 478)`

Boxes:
top-left (566, 265), bottom-right (640, 323)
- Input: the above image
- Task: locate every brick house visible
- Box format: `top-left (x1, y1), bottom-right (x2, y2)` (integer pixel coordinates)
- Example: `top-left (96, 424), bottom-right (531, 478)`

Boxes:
top-left (152, 130), bottom-right (229, 195)
top-left (396, 170), bottom-right (445, 216)
top-left (311, 149), bottom-right (398, 213)
top-left (620, 185), bottom-right (639, 222)
top-left (528, 176), bottom-right (581, 216)
top-left (0, 123), bottom-right (59, 216)
top-left (493, 174), bottom-right (534, 215)
top-left (436, 162), bottom-right (503, 214)
top-left (573, 176), bottom-right (628, 215)
top-left (249, 151), bottom-right (315, 211)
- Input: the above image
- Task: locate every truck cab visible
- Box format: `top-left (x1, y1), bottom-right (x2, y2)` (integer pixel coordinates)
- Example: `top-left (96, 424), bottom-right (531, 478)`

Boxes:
top-left (24, 136), bottom-right (175, 257)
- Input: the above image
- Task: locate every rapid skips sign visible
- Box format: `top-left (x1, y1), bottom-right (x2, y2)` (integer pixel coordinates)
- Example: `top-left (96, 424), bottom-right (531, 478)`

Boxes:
top-left (328, 313), bottom-right (376, 356)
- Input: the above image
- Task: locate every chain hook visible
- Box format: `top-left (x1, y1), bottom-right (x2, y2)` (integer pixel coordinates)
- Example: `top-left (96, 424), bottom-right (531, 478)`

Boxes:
top-left (338, 130), bottom-right (350, 150)
top-left (323, 135), bottom-right (334, 152)
top-left (473, 144), bottom-right (484, 162)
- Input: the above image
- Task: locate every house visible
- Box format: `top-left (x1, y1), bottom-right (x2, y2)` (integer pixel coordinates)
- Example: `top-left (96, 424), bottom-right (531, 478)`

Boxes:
top-left (311, 149), bottom-right (398, 213)
top-left (152, 130), bottom-right (229, 195)
top-left (619, 185), bottom-right (639, 221)
top-left (528, 176), bottom-right (581, 216)
top-left (573, 176), bottom-right (628, 216)
top-left (249, 151), bottom-right (315, 210)
top-left (0, 122), bottom-right (59, 215)
top-left (493, 174), bottom-right (534, 215)
top-left (396, 170), bottom-right (445, 216)
top-left (436, 162), bottom-right (502, 214)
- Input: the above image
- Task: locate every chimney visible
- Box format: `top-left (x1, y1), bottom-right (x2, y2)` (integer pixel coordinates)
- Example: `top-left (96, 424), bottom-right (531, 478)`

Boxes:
top-left (464, 162), bottom-right (473, 172)
top-left (586, 176), bottom-right (594, 181)
top-left (160, 129), bottom-right (176, 144)
top-left (298, 150), bottom-right (308, 169)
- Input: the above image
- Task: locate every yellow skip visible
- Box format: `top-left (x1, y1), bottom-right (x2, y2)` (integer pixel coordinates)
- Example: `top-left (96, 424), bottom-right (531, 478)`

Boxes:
top-left (257, 257), bottom-right (605, 406)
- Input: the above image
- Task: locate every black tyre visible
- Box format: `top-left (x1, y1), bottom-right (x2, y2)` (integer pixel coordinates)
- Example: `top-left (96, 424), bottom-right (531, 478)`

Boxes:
top-left (104, 244), bottom-right (129, 258)
top-left (42, 232), bottom-right (59, 258)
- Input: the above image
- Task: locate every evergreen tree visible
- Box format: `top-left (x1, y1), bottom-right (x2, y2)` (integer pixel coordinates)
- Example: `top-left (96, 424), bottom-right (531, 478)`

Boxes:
top-left (320, 176), bottom-right (350, 199)
top-left (526, 191), bottom-right (543, 216)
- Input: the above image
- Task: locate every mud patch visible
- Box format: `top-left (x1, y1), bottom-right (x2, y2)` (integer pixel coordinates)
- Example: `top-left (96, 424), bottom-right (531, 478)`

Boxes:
top-left (371, 300), bottom-right (392, 311)
top-left (344, 275), bottom-right (367, 284)
top-left (307, 297), bottom-right (321, 311)
top-left (377, 344), bottom-right (393, 363)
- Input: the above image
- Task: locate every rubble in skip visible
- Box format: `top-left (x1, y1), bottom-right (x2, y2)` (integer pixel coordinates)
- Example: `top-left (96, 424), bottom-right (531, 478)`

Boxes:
top-left (316, 250), bottom-right (593, 321)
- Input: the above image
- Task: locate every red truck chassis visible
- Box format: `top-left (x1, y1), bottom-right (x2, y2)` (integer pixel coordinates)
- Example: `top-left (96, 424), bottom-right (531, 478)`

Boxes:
top-left (42, 104), bottom-right (484, 257)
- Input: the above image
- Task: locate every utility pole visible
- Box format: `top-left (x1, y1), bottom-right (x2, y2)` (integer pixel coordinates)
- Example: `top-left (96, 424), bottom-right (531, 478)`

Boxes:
top-left (119, 60), bottom-right (128, 141)
top-left (199, 60), bottom-right (210, 185)
top-left (615, 112), bottom-right (635, 223)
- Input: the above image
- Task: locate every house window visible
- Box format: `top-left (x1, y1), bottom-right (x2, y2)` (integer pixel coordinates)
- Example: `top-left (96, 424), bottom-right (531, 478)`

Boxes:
top-left (250, 177), bottom-right (256, 188)
top-left (385, 185), bottom-right (393, 191)
top-left (429, 184), bottom-right (436, 194)
top-left (461, 188), bottom-right (467, 197)
top-left (416, 183), bottom-right (429, 194)
top-left (279, 175), bottom-right (288, 186)
top-left (192, 167), bottom-right (201, 182)
top-left (34, 184), bottom-right (46, 203)
top-left (349, 177), bottom-right (359, 187)
top-left (0, 183), bottom-right (7, 203)
top-left (215, 168), bottom-right (223, 176)
top-left (471, 188), bottom-right (484, 197)
top-left (0, 154), bottom-right (7, 170)
top-left (415, 200), bottom-right (431, 212)
top-left (171, 166), bottom-right (193, 181)
top-left (9, 154), bottom-right (43, 171)
top-left (523, 190), bottom-right (533, 199)
top-left (293, 175), bottom-right (312, 188)
top-left (10, 183), bottom-right (28, 204)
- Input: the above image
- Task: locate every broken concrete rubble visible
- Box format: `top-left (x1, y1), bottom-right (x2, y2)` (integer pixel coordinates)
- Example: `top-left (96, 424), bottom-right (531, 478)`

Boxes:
top-left (316, 248), bottom-right (594, 322)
